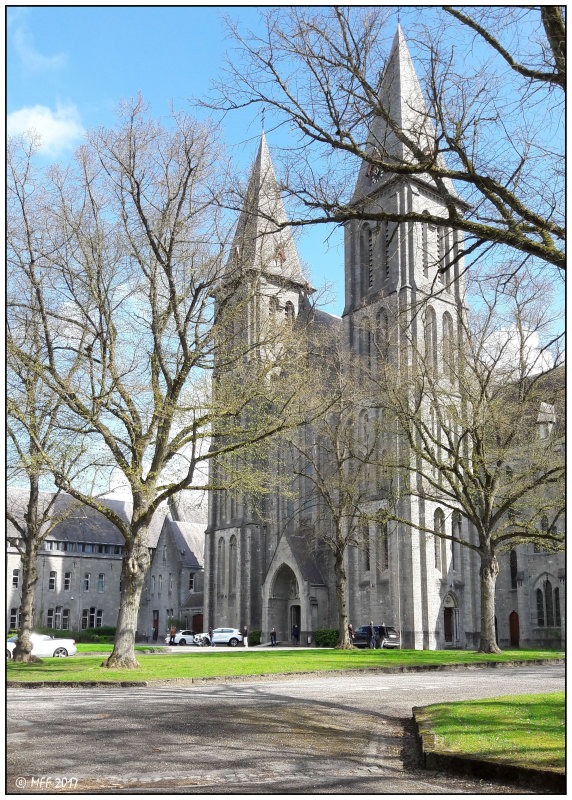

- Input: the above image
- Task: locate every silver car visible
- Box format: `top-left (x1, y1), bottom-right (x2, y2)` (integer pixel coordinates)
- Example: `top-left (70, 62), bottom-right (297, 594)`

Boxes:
top-left (6, 633), bottom-right (78, 658)
top-left (193, 628), bottom-right (243, 647)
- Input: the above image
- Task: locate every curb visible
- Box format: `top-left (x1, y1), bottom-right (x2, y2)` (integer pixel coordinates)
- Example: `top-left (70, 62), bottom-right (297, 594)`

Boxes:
top-left (412, 706), bottom-right (566, 794)
top-left (6, 657), bottom-right (564, 689)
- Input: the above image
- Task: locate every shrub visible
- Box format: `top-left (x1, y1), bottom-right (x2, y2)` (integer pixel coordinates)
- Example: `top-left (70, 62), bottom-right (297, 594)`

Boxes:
top-left (249, 630), bottom-right (261, 646)
top-left (32, 626), bottom-right (116, 643)
top-left (315, 628), bottom-right (339, 647)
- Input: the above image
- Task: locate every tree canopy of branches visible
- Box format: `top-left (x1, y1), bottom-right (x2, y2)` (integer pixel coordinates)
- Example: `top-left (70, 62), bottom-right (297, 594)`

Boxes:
top-left (277, 326), bottom-right (385, 649)
top-left (208, 6), bottom-right (565, 272)
top-left (373, 269), bottom-right (564, 653)
top-left (7, 100), bottom-right (316, 669)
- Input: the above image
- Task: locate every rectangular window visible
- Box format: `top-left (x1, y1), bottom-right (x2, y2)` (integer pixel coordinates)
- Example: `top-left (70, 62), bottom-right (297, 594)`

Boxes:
top-left (55, 606), bottom-right (62, 629)
top-left (188, 573), bottom-right (195, 592)
top-left (47, 608), bottom-right (54, 628)
top-left (158, 575), bottom-right (163, 593)
top-left (12, 569), bottom-right (20, 588)
top-left (96, 610), bottom-right (103, 627)
top-left (168, 574), bottom-right (173, 594)
top-left (151, 575), bottom-right (155, 593)
top-left (62, 609), bottom-right (70, 630)
top-left (10, 608), bottom-right (19, 628)
top-left (98, 573), bottom-right (105, 593)
top-left (81, 609), bottom-right (89, 630)
top-left (83, 573), bottom-right (91, 591)
top-left (64, 572), bottom-right (72, 591)
top-left (85, 543), bottom-right (93, 553)
top-left (89, 607), bottom-right (96, 628)
top-left (44, 540), bottom-right (53, 551)
top-left (49, 571), bottom-right (57, 591)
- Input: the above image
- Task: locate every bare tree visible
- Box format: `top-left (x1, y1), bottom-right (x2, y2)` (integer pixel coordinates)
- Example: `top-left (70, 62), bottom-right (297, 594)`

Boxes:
top-left (7, 100), bottom-right (315, 669)
top-left (207, 6), bottom-right (564, 272)
top-left (277, 327), bottom-right (384, 648)
top-left (374, 269), bottom-right (564, 653)
top-left (7, 135), bottom-right (93, 662)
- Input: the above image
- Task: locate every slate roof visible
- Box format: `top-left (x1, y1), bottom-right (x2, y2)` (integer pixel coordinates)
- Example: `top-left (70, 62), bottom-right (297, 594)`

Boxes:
top-left (167, 520), bottom-right (205, 569)
top-left (6, 488), bottom-right (168, 548)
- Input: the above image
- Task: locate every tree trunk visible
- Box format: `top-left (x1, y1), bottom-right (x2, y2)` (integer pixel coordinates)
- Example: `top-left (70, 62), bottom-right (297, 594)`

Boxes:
top-left (334, 547), bottom-right (353, 649)
top-left (479, 547), bottom-right (501, 654)
top-left (104, 534), bottom-right (150, 670)
top-left (13, 540), bottom-right (41, 663)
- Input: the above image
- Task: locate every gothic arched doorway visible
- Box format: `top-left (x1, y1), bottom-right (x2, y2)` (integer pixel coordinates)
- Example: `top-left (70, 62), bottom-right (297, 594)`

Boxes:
top-left (268, 564), bottom-right (300, 643)
top-left (443, 592), bottom-right (459, 645)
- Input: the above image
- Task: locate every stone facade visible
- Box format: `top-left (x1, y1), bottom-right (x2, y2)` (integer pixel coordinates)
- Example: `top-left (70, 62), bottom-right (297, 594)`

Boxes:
top-left (6, 488), bottom-right (206, 638)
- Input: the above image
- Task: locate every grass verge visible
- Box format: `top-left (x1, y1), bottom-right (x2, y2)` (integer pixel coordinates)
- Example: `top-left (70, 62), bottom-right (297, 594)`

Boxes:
top-left (6, 648), bottom-right (562, 683)
top-left (415, 692), bottom-right (565, 773)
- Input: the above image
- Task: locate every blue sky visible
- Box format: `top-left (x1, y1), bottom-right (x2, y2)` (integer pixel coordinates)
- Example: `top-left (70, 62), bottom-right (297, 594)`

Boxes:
top-left (7, 5), bottom-right (348, 313)
top-left (7, 5), bottom-right (564, 325)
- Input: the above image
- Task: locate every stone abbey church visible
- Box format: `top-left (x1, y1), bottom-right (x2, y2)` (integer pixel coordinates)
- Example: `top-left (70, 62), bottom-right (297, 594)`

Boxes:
top-left (203, 28), bottom-right (564, 650)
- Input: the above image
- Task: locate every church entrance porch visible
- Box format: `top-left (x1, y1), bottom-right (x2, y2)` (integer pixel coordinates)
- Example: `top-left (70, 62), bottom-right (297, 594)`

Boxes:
top-left (266, 563), bottom-right (302, 644)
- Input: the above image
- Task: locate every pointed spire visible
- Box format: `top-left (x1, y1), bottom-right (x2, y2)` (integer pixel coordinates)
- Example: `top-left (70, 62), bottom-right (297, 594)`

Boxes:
top-left (228, 132), bottom-right (311, 288)
top-left (352, 26), bottom-right (460, 202)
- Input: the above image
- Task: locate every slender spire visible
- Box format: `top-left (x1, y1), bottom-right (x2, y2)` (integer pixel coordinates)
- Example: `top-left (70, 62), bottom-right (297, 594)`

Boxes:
top-left (352, 26), bottom-right (461, 203)
top-left (227, 132), bottom-right (311, 288)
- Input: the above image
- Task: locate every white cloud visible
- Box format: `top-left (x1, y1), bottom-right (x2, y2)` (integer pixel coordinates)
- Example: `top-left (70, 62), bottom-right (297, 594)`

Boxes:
top-left (12, 19), bottom-right (66, 72)
top-left (487, 328), bottom-right (556, 376)
top-left (7, 104), bottom-right (84, 157)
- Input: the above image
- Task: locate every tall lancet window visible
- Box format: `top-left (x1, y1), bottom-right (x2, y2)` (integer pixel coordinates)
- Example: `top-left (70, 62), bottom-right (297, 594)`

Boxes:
top-left (359, 224), bottom-right (373, 298)
top-left (442, 312), bottom-right (454, 379)
top-left (424, 306), bottom-right (438, 375)
top-left (376, 308), bottom-right (389, 361)
top-left (285, 302), bottom-right (295, 324)
top-left (229, 535), bottom-right (237, 594)
top-left (217, 537), bottom-right (226, 595)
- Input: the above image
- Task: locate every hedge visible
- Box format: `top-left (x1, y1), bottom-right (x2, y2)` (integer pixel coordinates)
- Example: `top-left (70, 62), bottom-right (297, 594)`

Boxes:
top-left (315, 628), bottom-right (339, 647)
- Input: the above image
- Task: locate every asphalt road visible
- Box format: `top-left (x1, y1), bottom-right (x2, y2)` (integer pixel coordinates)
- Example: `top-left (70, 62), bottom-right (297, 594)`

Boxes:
top-left (7, 663), bottom-right (564, 794)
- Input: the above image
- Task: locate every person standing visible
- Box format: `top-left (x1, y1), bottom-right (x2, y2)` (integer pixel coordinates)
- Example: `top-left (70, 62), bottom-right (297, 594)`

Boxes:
top-left (270, 627), bottom-right (277, 647)
top-left (348, 623), bottom-right (355, 644)
top-left (292, 623), bottom-right (299, 646)
top-left (243, 625), bottom-right (249, 648)
top-left (368, 621), bottom-right (376, 649)
top-left (169, 625), bottom-right (177, 646)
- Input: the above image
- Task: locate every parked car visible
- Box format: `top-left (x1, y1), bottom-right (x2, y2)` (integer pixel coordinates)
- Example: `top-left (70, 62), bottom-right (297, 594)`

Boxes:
top-left (193, 628), bottom-right (243, 647)
top-left (353, 625), bottom-right (400, 649)
top-left (164, 629), bottom-right (195, 646)
top-left (6, 633), bottom-right (77, 659)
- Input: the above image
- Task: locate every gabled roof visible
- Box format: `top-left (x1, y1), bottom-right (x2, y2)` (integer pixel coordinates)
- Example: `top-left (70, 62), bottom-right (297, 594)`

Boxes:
top-left (352, 25), bottom-right (464, 206)
top-left (227, 132), bottom-right (313, 289)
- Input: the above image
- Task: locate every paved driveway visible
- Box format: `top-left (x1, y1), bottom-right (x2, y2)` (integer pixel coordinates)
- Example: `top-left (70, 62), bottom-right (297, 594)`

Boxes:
top-left (7, 663), bottom-right (564, 794)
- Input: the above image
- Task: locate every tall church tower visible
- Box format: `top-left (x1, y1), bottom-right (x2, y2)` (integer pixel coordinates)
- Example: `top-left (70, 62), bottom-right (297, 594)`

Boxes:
top-left (204, 132), bottom-right (315, 633)
top-left (343, 26), bottom-right (480, 649)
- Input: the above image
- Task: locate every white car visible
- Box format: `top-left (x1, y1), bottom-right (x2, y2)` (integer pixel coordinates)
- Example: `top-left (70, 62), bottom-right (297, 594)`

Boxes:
top-left (164, 629), bottom-right (195, 646)
top-left (193, 628), bottom-right (243, 647)
top-left (6, 633), bottom-right (77, 659)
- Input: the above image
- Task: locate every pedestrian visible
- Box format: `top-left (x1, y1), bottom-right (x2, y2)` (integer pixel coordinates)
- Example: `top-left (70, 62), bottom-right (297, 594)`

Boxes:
top-left (348, 622), bottom-right (355, 644)
top-left (369, 620), bottom-right (376, 649)
top-left (169, 624), bottom-right (177, 646)
top-left (270, 627), bottom-right (277, 647)
top-left (243, 625), bottom-right (249, 648)
top-left (209, 626), bottom-right (215, 647)
top-left (152, 627), bottom-right (158, 642)
top-left (292, 623), bottom-right (299, 646)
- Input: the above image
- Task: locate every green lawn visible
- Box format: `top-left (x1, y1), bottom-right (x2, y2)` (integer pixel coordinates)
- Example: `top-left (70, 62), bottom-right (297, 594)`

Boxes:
top-left (416, 692), bottom-right (565, 773)
top-left (6, 647), bottom-right (562, 683)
